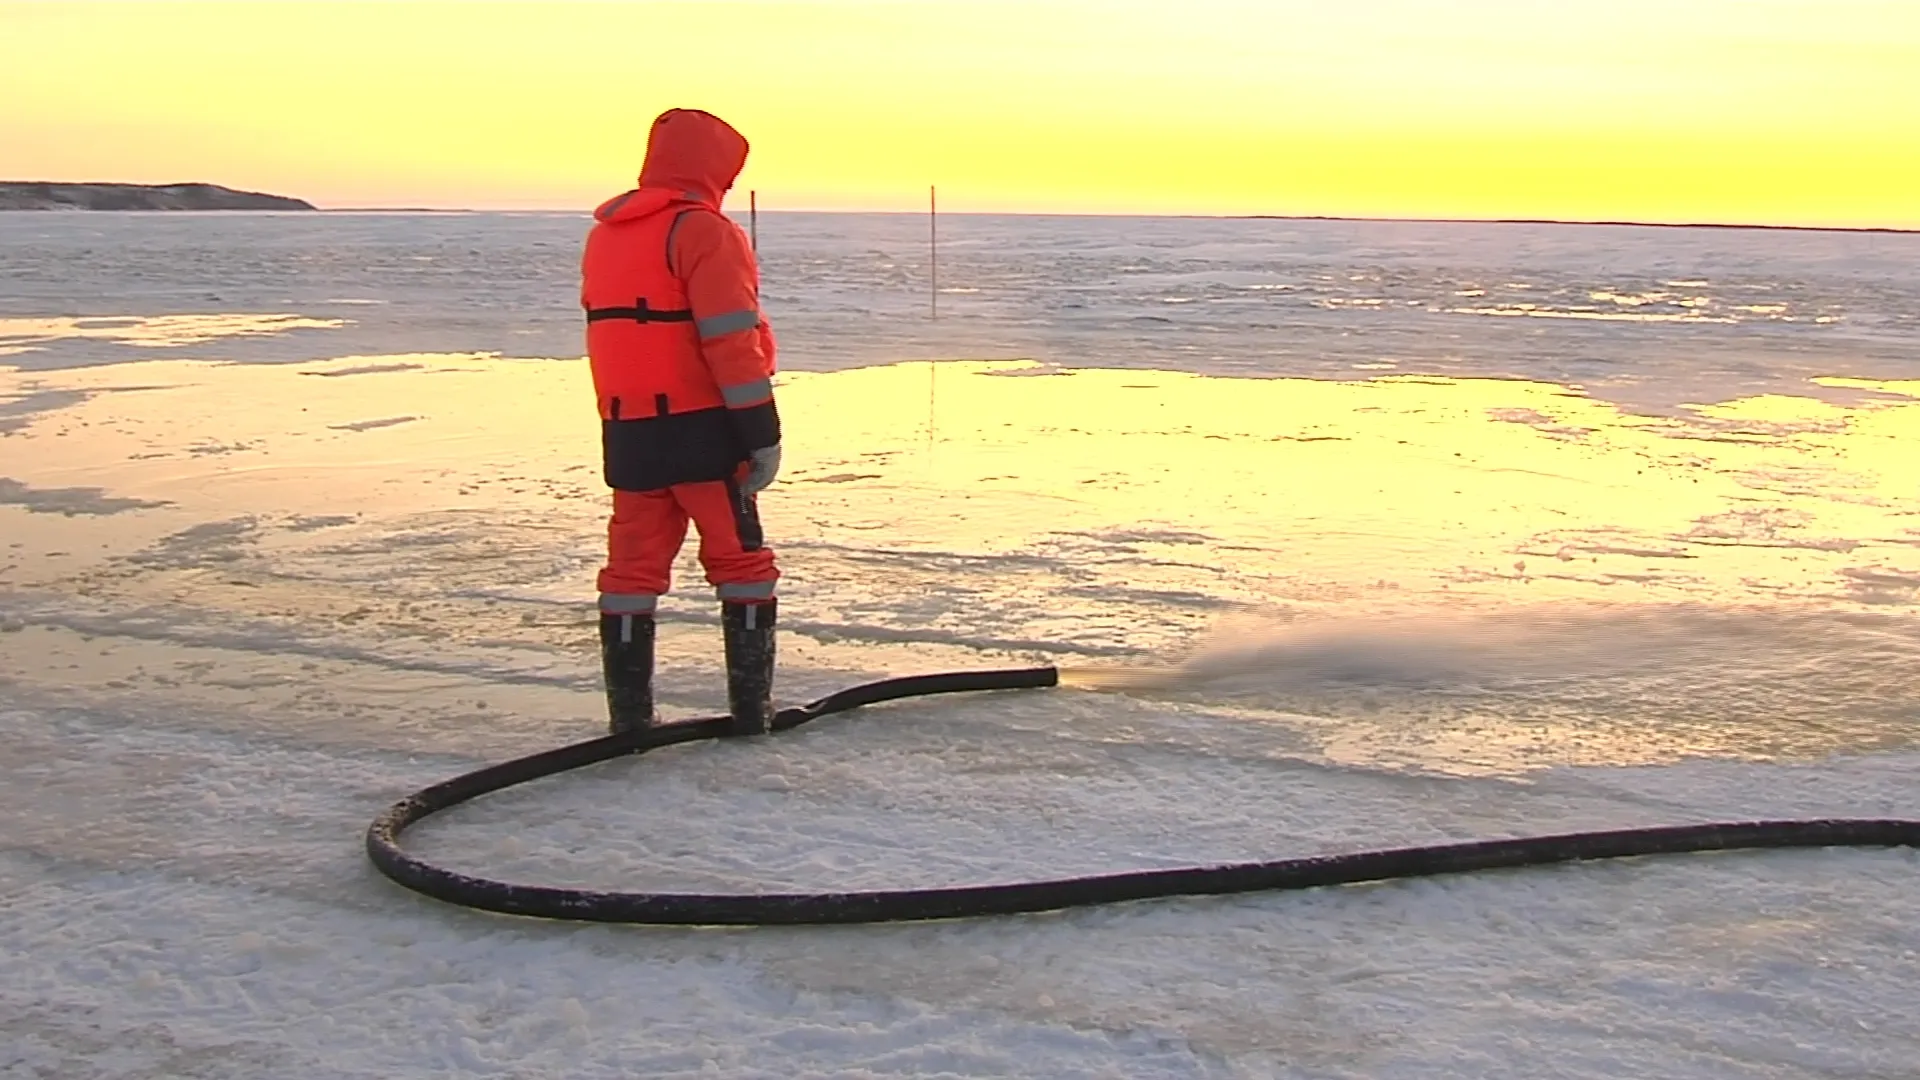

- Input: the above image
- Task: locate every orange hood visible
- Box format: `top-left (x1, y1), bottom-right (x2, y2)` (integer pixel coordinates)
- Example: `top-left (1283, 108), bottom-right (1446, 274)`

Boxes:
top-left (635, 108), bottom-right (748, 210)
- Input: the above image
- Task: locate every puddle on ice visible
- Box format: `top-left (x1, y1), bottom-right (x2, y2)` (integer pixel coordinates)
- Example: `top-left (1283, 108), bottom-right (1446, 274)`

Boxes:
top-left (1, 351), bottom-right (1916, 773)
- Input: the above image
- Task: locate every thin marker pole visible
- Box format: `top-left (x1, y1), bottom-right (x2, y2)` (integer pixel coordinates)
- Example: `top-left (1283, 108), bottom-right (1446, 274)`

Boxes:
top-left (927, 186), bottom-right (938, 462)
top-left (749, 190), bottom-right (758, 252)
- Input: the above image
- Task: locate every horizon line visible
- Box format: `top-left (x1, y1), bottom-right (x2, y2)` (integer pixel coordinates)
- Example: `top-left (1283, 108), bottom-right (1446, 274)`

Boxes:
top-left (312, 205), bottom-right (1920, 236)
top-left (7, 183), bottom-right (1910, 234)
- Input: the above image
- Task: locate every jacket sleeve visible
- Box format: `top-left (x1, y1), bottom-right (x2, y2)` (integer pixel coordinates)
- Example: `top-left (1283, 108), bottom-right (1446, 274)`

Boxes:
top-left (671, 210), bottom-right (780, 453)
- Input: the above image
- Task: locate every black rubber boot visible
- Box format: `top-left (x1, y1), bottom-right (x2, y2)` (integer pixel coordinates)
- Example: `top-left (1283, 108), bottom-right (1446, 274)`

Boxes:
top-left (721, 599), bottom-right (776, 736)
top-left (599, 612), bottom-right (657, 735)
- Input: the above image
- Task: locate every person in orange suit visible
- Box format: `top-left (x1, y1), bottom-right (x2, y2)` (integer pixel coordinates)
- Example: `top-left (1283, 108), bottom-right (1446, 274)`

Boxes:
top-left (581, 108), bottom-right (782, 737)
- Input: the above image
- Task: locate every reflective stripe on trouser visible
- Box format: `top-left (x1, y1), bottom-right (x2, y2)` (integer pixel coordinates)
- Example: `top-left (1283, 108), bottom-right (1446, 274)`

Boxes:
top-left (596, 477), bottom-right (778, 600)
top-left (717, 580), bottom-right (775, 601)
top-left (598, 593), bottom-right (659, 614)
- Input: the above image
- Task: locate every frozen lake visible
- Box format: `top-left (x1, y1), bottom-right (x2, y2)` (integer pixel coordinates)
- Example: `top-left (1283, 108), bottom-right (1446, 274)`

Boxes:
top-left (2, 212), bottom-right (1917, 1078)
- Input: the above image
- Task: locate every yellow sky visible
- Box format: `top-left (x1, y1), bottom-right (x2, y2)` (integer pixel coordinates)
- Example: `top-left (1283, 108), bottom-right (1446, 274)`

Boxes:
top-left (3, 0), bottom-right (1918, 227)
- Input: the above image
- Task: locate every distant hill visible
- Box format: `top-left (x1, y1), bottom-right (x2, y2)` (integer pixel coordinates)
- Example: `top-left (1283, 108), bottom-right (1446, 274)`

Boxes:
top-left (0, 182), bottom-right (315, 211)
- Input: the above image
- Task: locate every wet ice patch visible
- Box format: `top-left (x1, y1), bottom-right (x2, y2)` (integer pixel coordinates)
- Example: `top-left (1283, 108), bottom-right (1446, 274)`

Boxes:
top-left (1840, 566), bottom-right (1920, 606)
top-left (0, 477), bottom-right (170, 516)
top-left (0, 313), bottom-right (345, 354)
top-left (302, 361), bottom-right (426, 377)
top-left (328, 415), bottom-right (421, 432)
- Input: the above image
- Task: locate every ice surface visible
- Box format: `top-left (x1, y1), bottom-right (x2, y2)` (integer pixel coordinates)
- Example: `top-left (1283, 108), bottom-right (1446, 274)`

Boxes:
top-left (6, 211), bottom-right (1919, 416)
top-left (3, 217), bottom-right (1919, 1077)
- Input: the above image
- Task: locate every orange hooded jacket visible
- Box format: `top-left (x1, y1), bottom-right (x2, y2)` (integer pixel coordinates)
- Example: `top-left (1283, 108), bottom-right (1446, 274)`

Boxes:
top-left (582, 109), bottom-right (778, 493)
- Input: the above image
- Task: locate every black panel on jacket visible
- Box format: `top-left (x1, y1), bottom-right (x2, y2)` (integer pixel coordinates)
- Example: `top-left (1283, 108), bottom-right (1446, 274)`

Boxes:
top-left (603, 407), bottom-right (745, 492)
top-left (726, 400), bottom-right (781, 453)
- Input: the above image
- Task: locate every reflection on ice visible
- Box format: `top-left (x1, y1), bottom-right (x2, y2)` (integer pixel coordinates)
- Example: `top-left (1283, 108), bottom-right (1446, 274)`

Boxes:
top-left (1446, 305), bottom-right (1738, 324)
top-left (1, 352), bottom-right (1916, 774)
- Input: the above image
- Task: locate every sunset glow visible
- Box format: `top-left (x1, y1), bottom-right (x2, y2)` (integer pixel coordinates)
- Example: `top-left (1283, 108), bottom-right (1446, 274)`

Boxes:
top-left (4, 0), bottom-right (1918, 226)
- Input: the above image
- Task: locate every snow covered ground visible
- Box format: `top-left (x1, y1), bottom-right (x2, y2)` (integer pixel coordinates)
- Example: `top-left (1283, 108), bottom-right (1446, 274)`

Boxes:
top-left (3, 319), bottom-right (1919, 1075)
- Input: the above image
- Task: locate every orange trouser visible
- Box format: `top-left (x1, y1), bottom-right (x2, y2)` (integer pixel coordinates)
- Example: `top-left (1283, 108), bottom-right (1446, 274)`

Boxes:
top-left (596, 478), bottom-right (777, 611)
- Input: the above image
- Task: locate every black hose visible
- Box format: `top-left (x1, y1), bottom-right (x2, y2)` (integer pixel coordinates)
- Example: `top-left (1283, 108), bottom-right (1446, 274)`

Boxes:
top-left (364, 665), bottom-right (1920, 925)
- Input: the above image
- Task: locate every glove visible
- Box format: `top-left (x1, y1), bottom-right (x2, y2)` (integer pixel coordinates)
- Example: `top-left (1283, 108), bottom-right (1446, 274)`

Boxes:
top-left (742, 443), bottom-right (782, 495)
